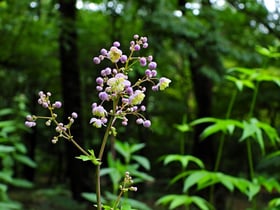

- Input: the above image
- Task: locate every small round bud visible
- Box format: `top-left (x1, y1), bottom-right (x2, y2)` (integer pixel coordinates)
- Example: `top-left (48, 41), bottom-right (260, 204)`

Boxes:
top-left (139, 57), bottom-right (147, 66)
top-left (134, 44), bottom-right (141, 51)
top-left (45, 120), bottom-right (51, 126)
top-left (25, 121), bottom-right (36, 128)
top-left (113, 41), bottom-right (120, 47)
top-left (71, 112), bottom-right (78, 118)
top-left (143, 120), bottom-right (151, 128)
top-left (93, 57), bottom-right (101, 64)
top-left (53, 101), bottom-right (62, 109)
top-left (136, 118), bottom-right (144, 125)
top-left (148, 61), bottom-right (157, 70)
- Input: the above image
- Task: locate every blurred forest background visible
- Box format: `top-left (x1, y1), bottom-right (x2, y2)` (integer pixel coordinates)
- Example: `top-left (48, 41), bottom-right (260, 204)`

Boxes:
top-left (1, 0), bottom-right (280, 209)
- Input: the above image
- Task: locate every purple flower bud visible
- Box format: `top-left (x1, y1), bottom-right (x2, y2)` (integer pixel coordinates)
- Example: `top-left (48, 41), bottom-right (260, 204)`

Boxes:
top-left (147, 55), bottom-right (153, 62)
top-left (113, 41), bottom-right (120, 47)
top-left (99, 92), bottom-right (109, 101)
top-left (96, 77), bottom-right (104, 85)
top-left (42, 102), bottom-right (49, 108)
top-left (148, 61), bottom-right (157, 70)
top-left (104, 67), bottom-right (112, 75)
top-left (151, 70), bottom-right (157, 77)
top-left (100, 48), bottom-right (107, 56)
top-left (122, 120), bottom-right (128, 126)
top-left (120, 55), bottom-right (128, 63)
top-left (93, 57), bottom-right (101, 64)
top-left (152, 85), bottom-right (159, 91)
top-left (25, 121), bottom-right (36, 128)
top-left (139, 57), bottom-right (147, 66)
top-left (71, 112), bottom-right (78, 118)
top-left (96, 86), bottom-right (103, 91)
top-left (145, 69), bottom-right (152, 77)
top-left (133, 34), bottom-right (139, 39)
top-left (141, 36), bottom-right (148, 43)
top-left (143, 43), bottom-right (148, 48)
top-left (134, 44), bottom-right (141, 51)
top-left (53, 101), bottom-right (62, 109)
top-left (140, 105), bottom-right (146, 111)
top-left (92, 103), bottom-right (97, 108)
top-left (126, 87), bottom-right (133, 95)
top-left (136, 118), bottom-right (144, 125)
top-left (38, 91), bottom-right (44, 97)
top-left (143, 120), bottom-right (151, 128)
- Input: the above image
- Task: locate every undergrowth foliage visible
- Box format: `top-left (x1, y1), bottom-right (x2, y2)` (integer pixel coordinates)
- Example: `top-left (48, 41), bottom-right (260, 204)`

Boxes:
top-left (25, 35), bottom-right (171, 210)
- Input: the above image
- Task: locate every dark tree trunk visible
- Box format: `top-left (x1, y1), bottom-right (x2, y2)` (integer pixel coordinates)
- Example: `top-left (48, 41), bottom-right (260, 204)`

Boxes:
top-left (58, 0), bottom-right (88, 201)
top-left (189, 55), bottom-right (215, 168)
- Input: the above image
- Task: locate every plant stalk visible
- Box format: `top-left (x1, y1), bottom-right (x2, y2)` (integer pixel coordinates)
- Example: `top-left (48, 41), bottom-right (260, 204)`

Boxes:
top-left (209, 89), bottom-right (238, 203)
top-left (246, 81), bottom-right (260, 180)
top-left (96, 99), bottom-right (118, 210)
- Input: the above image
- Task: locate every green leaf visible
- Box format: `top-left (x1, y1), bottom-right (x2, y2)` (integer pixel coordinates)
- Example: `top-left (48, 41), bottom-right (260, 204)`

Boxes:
top-left (11, 178), bottom-right (33, 188)
top-left (13, 154), bottom-right (37, 168)
top-left (182, 170), bottom-right (260, 200)
top-left (192, 196), bottom-right (214, 210)
top-left (0, 108), bottom-right (13, 116)
top-left (115, 141), bottom-right (130, 160)
top-left (269, 198), bottom-right (280, 207)
top-left (239, 118), bottom-right (277, 154)
top-left (0, 145), bottom-right (15, 153)
top-left (156, 194), bottom-right (212, 210)
top-left (163, 154), bottom-right (204, 169)
top-left (183, 171), bottom-right (207, 192)
top-left (0, 201), bottom-right (21, 210)
top-left (121, 203), bottom-right (135, 210)
top-left (256, 45), bottom-right (280, 58)
top-left (257, 176), bottom-right (280, 193)
top-left (0, 171), bottom-right (13, 183)
top-left (174, 123), bottom-right (191, 133)
top-left (130, 143), bottom-right (145, 153)
top-left (132, 155), bottom-right (150, 170)
top-left (14, 142), bottom-right (27, 153)
top-left (76, 149), bottom-right (101, 165)
top-left (190, 118), bottom-right (243, 140)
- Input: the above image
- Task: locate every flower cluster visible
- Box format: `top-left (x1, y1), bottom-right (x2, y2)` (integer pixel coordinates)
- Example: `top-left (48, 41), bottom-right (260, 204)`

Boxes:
top-left (91, 34), bottom-right (171, 129)
top-left (25, 91), bottom-right (78, 144)
top-left (120, 171), bottom-right (137, 193)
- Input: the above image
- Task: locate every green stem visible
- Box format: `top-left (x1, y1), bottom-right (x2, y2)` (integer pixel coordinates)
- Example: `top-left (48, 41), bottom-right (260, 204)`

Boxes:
top-left (209, 89), bottom-right (238, 203)
top-left (246, 81), bottom-right (260, 180)
top-left (96, 99), bottom-right (118, 210)
top-left (113, 190), bottom-right (124, 209)
top-left (214, 89), bottom-right (238, 171)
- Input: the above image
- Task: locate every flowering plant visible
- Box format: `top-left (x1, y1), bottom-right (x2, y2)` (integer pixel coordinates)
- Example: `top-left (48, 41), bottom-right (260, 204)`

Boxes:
top-left (25, 35), bottom-right (171, 210)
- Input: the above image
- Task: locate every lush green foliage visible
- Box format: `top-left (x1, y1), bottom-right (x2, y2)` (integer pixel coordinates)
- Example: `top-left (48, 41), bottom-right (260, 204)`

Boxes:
top-left (0, 95), bottom-right (36, 209)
